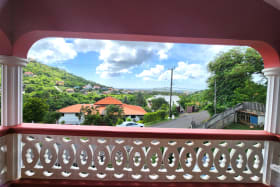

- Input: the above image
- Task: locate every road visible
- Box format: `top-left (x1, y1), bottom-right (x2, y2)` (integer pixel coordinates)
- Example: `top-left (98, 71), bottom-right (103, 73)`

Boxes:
top-left (54, 86), bottom-right (62, 92)
top-left (150, 111), bottom-right (210, 128)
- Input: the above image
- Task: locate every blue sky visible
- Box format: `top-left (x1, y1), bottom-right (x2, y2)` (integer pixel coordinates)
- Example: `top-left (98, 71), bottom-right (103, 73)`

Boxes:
top-left (27, 38), bottom-right (238, 90)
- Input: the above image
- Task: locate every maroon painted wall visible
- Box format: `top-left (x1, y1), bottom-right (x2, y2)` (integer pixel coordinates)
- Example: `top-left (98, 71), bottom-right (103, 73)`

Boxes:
top-left (0, 0), bottom-right (279, 67)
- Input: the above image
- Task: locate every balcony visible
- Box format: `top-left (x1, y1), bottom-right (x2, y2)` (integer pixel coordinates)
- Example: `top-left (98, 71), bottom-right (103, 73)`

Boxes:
top-left (0, 0), bottom-right (280, 186)
top-left (0, 123), bottom-right (279, 187)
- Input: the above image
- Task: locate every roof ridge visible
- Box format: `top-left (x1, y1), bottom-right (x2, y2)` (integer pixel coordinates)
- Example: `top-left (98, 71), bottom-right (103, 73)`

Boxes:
top-left (94, 96), bottom-right (123, 105)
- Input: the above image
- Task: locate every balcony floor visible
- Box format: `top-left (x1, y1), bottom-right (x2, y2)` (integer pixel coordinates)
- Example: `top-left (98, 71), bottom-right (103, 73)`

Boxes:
top-left (5, 179), bottom-right (270, 187)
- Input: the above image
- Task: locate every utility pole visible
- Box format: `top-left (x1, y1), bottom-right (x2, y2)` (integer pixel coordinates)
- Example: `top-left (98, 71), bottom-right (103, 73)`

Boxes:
top-left (214, 79), bottom-right (217, 115)
top-left (169, 68), bottom-right (174, 118)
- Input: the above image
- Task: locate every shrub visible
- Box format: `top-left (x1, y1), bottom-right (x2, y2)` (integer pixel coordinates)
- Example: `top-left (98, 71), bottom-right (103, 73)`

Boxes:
top-left (143, 110), bottom-right (167, 123)
top-left (83, 113), bottom-right (103, 125)
top-left (171, 105), bottom-right (179, 117)
top-left (116, 118), bottom-right (124, 125)
top-left (157, 110), bottom-right (167, 120)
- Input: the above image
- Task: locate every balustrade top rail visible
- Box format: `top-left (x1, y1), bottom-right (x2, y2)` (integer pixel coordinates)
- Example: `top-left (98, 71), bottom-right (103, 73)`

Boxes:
top-left (0, 123), bottom-right (279, 141)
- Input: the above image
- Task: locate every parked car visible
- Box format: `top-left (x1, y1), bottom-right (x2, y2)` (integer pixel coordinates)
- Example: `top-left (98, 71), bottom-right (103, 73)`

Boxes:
top-left (116, 122), bottom-right (144, 127)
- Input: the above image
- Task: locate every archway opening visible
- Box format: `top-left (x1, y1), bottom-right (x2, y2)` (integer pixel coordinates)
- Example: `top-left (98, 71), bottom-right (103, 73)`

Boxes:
top-left (22, 37), bottom-right (267, 130)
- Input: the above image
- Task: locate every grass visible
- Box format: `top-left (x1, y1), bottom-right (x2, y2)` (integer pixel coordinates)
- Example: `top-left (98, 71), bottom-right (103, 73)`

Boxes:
top-left (144, 118), bottom-right (171, 127)
top-left (223, 123), bottom-right (264, 130)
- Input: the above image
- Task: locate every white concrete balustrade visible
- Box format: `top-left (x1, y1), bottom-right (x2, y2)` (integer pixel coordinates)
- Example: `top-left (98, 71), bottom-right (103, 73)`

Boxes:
top-left (21, 134), bottom-right (264, 183)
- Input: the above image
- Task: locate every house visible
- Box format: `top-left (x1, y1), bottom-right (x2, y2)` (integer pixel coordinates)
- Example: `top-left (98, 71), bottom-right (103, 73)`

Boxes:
top-left (58, 97), bottom-right (147, 124)
top-left (236, 102), bottom-right (266, 127)
top-left (56, 80), bottom-right (64, 86)
top-left (237, 110), bottom-right (265, 127)
top-left (65, 88), bottom-right (74, 93)
top-left (93, 85), bottom-right (101, 89)
top-left (102, 90), bottom-right (112, 94)
top-left (24, 71), bottom-right (34, 77)
top-left (147, 95), bottom-right (184, 112)
top-left (83, 84), bottom-right (92, 90)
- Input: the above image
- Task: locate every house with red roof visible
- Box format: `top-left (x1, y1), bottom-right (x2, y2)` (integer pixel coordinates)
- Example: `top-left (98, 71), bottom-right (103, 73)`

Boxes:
top-left (57, 97), bottom-right (147, 125)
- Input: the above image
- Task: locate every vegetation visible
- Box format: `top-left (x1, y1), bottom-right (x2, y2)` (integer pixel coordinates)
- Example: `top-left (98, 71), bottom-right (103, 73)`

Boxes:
top-left (143, 110), bottom-right (167, 123)
top-left (82, 105), bottom-right (125, 126)
top-left (23, 97), bottom-right (49, 122)
top-left (23, 61), bottom-right (100, 89)
top-left (21, 61), bottom-right (109, 123)
top-left (180, 47), bottom-right (266, 116)
top-left (103, 105), bottom-right (124, 126)
top-left (16, 61), bottom-right (151, 124)
top-left (144, 118), bottom-right (170, 127)
top-left (150, 98), bottom-right (168, 111)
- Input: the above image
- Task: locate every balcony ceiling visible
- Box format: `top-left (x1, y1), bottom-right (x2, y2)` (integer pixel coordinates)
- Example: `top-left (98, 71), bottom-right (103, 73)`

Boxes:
top-left (0, 0), bottom-right (279, 67)
top-left (264, 0), bottom-right (280, 10)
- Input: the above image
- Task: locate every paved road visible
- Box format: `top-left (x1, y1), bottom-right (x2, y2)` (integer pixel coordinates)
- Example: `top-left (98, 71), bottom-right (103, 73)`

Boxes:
top-left (150, 111), bottom-right (210, 128)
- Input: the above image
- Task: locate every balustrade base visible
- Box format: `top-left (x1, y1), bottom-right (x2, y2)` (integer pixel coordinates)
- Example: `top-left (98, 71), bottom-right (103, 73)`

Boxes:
top-left (3, 179), bottom-right (271, 187)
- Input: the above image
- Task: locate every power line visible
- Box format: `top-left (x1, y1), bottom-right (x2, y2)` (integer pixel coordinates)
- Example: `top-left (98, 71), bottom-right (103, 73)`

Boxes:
top-left (214, 79), bottom-right (217, 115)
top-left (169, 67), bottom-right (174, 118)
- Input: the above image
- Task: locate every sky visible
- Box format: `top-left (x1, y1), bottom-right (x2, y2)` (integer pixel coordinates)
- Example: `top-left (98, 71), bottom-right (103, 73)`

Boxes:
top-left (27, 38), bottom-right (239, 90)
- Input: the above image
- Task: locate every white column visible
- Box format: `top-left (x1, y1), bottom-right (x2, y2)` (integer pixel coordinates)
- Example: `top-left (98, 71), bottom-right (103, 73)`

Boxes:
top-left (263, 67), bottom-right (280, 134)
top-left (0, 56), bottom-right (27, 126)
top-left (262, 67), bottom-right (280, 185)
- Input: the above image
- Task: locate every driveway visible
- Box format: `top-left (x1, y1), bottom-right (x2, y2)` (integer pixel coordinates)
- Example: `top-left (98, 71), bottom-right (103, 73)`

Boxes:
top-left (150, 111), bottom-right (210, 128)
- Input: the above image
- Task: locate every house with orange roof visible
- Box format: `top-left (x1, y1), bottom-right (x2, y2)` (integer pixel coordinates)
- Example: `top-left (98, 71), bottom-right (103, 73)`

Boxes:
top-left (57, 97), bottom-right (147, 125)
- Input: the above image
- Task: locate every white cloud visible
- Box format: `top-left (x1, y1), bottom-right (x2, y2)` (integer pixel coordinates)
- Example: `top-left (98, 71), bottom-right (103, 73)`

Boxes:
top-left (73, 39), bottom-right (106, 53)
top-left (174, 61), bottom-right (205, 79)
top-left (157, 43), bottom-right (173, 60)
top-left (170, 44), bottom-right (238, 68)
top-left (94, 41), bottom-right (173, 78)
top-left (27, 38), bottom-right (77, 64)
top-left (136, 65), bottom-right (165, 80)
top-left (137, 61), bottom-right (206, 81)
top-left (28, 38), bottom-right (173, 78)
top-left (201, 45), bottom-right (248, 64)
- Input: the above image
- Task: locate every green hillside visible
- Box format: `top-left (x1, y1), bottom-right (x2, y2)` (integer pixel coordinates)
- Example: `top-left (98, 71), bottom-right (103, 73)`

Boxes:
top-left (20, 61), bottom-right (110, 123)
top-left (23, 61), bottom-right (103, 90)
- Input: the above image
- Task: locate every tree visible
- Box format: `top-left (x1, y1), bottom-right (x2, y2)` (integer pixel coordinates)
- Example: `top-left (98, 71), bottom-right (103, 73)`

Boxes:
top-left (206, 47), bottom-right (266, 113)
top-left (135, 92), bottom-right (146, 107)
top-left (232, 80), bottom-right (266, 104)
top-left (23, 97), bottom-right (49, 122)
top-left (104, 105), bottom-right (124, 126)
top-left (83, 113), bottom-right (103, 125)
top-left (123, 96), bottom-right (128, 104)
top-left (42, 111), bottom-right (62, 124)
top-left (160, 103), bottom-right (169, 112)
top-left (151, 98), bottom-right (168, 111)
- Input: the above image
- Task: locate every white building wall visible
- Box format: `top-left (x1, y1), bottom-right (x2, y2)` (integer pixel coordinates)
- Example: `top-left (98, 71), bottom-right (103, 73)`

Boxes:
top-left (58, 113), bottom-right (84, 125)
top-left (258, 115), bottom-right (265, 126)
top-left (147, 95), bottom-right (184, 112)
top-left (126, 115), bottom-right (142, 122)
